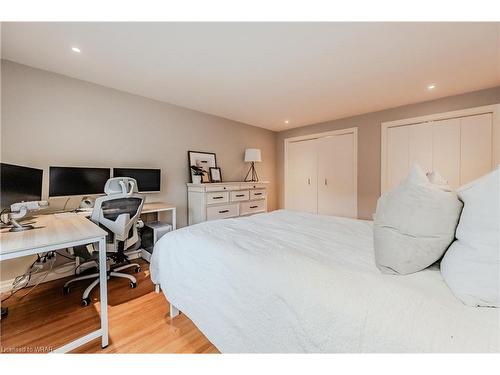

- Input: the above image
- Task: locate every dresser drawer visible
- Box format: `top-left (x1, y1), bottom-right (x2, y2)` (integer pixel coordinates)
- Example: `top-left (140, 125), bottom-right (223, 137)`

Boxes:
top-left (241, 182), bottom-right (267, 190)
top-left (250, 189), bottom-right (266, 200)
top-left (207, 203), bottom-right (239, 221)
top-left (206, 191), bottom-right (229, 205)
top-left (230, 190), bottom-right (250, 202)
top-left (240, 200), bottom-right (266, 216)
top-left (206, 184), bottom-right (240, 192)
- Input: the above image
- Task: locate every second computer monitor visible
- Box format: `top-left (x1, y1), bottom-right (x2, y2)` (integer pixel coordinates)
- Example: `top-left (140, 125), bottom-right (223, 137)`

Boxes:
top-left (113, 168), bottom-right (161, 192)
top-left (49, 166), bottom-right (111, 197)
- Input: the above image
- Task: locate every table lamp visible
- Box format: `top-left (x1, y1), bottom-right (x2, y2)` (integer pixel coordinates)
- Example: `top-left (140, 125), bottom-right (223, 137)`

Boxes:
top-left (244, 148), bottom-right (261, 182)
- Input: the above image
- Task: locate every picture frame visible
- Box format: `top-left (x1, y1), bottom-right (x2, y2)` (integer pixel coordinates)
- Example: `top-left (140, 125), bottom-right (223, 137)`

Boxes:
top-left (188, 151), bottom-right (217, 183)
top-left (209, 167), bottom-right (222, 183)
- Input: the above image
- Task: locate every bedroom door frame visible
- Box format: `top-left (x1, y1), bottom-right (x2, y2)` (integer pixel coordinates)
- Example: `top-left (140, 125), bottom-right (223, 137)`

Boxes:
top-left (284, 127), bottom-right (358, 217)
top-left (380, 104), bottom-right (500, 193)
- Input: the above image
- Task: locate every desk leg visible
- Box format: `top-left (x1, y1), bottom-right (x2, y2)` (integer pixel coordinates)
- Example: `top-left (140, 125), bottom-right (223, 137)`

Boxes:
top-left (98, 236), bottom-right (109, 348)
top-left (172, 208), bottom-right (176, 230)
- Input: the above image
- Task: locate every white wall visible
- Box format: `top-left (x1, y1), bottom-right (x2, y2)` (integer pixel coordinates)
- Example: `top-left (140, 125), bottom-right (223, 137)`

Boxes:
top-left (0, 60), bottom-right (277, 281)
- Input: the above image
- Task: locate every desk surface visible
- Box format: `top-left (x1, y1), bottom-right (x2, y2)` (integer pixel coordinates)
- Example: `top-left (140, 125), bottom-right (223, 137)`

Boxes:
top-left (142, 201), bottom-right (176, 213)
top-left (0, 213), bottom-right (107, 256)
top-left (76, 201), bottom-right (175, 217)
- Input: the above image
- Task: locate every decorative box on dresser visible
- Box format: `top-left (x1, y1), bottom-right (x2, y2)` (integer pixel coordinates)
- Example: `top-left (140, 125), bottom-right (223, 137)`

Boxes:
top-left (187, 182), bottom-right (268, 225)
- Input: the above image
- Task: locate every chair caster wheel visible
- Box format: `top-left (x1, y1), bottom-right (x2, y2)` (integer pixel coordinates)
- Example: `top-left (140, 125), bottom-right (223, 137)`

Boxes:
top-left (130, 282), bottom-right (137, 289)
top-left (63, 286), bottom-right (70, 295)
top-left (134, 266), bottom-right (141, 273)
top-left (81, 298), bottom-right (91, 307)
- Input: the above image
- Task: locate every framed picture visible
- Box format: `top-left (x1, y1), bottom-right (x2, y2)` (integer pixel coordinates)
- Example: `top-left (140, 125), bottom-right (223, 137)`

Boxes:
top-left (209, 167), bottom-right (222, 183)
top-left (188, 151), bottom-right (217, 183)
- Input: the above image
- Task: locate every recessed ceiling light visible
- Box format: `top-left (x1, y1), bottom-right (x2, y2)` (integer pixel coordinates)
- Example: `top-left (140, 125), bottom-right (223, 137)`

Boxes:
top-left (71, 47), bottom-right (81, 53)
top-left (427, 84), bottom-right (436, 90)
top-left (284, 120), bottom-right (290, 124)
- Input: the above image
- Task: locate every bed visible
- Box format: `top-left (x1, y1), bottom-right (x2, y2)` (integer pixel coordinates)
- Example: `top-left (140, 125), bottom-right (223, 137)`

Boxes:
top-left (150, 210), bottom-right (500, 353)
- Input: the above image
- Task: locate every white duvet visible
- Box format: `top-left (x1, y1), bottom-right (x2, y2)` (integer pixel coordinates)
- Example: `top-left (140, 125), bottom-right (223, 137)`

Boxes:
top-left (150, 210), bottom-right (500, 353)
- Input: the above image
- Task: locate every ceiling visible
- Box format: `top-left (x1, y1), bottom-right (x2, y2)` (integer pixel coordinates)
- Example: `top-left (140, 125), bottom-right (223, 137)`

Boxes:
top-left (2, 22), bottom-right (499, 131)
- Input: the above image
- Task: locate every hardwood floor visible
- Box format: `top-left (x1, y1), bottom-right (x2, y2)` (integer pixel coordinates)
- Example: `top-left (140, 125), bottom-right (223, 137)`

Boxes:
top-left (0, 260), bottom-right (218, 353)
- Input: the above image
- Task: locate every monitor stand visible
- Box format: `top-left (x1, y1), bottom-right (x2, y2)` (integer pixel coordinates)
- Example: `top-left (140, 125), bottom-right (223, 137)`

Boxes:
top-left (79, 196), bottom-right (95, 210)
top-left (9, 218), bottom-right (35, 232)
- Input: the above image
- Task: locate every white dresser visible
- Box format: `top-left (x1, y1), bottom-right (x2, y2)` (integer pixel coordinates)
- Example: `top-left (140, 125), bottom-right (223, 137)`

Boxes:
top-left (187, 182), bottom-right (268, 225)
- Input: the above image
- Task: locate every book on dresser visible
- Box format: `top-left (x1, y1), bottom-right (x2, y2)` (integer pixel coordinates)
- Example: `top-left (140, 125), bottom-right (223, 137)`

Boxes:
top-left (187, 181), bottom-right (269, 225)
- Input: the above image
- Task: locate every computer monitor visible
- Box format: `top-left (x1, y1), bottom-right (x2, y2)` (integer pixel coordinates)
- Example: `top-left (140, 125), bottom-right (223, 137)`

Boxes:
top-left (49, 166), bottom-right (111, 197)
top-left (1, 163), bottom-right (43, 210)
top-left (113, 168), bottom-right (161, 193)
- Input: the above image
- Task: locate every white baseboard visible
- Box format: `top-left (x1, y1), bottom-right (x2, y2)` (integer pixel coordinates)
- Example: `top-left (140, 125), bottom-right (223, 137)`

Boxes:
top-left (0, 261), bottom-right (77, 294)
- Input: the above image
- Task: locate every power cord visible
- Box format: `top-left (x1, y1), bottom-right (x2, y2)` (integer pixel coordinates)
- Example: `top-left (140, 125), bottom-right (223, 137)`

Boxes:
top-left (61, 197), bottom-right (72, 212)
top-left (0, 249), bottom-right (80, 305)
top-left (0, 252), bottom-right (58, 303)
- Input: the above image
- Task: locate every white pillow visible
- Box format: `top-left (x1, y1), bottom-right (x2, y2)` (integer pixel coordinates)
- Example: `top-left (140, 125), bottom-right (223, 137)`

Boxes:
top-left (440, 166), bottom-right (500, 307)
top-left (426, 171), bottom-right (451, 191)
top-left (374, 164), bottom-right (463, 275)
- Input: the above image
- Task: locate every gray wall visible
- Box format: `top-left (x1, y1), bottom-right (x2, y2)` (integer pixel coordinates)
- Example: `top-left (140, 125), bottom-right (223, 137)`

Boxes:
top-left (0, 60), bottom-right (277, 281)
top-left (276, 86), bottom-right (500, 219)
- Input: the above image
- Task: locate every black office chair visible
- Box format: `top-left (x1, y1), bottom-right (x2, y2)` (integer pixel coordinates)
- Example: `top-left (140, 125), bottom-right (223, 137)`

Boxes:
top-left (63, 177), bottom-right (145, 306)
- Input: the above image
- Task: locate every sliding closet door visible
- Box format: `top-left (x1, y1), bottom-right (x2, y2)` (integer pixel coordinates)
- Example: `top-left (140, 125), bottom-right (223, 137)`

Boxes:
top-left (409, 123), bottom-right (433, 173)
top-left (317, 133), bottom-right (356, 218)
top-left (432, 118), bottom-right (461, 189)
top-left (383, 108), bottom-right (495, 193)
top-left (460, 113), bottom-right (492, 184)
top-left (386, 126), bottom-right (409, 191)
top-left (286, 139), bottom-right (318, 213)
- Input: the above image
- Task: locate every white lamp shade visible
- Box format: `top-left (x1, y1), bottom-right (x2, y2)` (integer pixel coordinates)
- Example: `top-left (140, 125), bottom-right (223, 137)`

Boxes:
top-left (244, 148), bottom-right (262, 162)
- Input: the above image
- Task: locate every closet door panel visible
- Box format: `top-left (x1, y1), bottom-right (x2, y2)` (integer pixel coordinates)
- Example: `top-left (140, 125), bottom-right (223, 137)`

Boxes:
top-left (460, 113), bottom-right (492, 185)
top-left (386, 126), bottom-right (409, 191)
top-left (432, 118), bottom-right (461, 189)
top-left (286, 139), bottom-right (318, 213)
top-left (409, 123), bottom-right (433, 174)
top-left (317, 133), bottom-right (356, 218)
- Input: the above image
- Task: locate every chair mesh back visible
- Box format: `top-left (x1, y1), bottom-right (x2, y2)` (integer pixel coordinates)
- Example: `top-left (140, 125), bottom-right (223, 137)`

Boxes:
top-left (101, 197), bottom-right (143, 220)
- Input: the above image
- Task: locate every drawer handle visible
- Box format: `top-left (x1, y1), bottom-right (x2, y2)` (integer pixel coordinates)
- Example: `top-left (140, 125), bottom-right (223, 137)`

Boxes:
top-left (212, 196), bottom-right (224, 199)
top-left (254, 192), bottom-right (262, 195)
top-left (250, 205), bottom-right (258, 209)
top-left (235, 194), bottom-right (245, 197)
top-left (219, 210), bottom-right (229, 213)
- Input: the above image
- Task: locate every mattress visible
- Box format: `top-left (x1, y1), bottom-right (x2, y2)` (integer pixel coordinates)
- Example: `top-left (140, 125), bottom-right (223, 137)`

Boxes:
top-left (150, 210), bottom-right (500, 353)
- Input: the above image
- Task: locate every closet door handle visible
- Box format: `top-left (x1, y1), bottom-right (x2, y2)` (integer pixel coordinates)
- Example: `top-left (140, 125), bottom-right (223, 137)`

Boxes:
top-left (324, 178), bottom-right (328, 186)
top-left (307, 178), bottom-right (311, 185)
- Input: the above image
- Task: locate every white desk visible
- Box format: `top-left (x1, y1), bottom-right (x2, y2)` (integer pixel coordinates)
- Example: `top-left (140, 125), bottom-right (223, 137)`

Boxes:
top-left (141, 202), bottom-right (177, 230)
top-left (0, 213), bottom-right (109, 353)
top-left (78, 201), bottom-right (176, 230)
